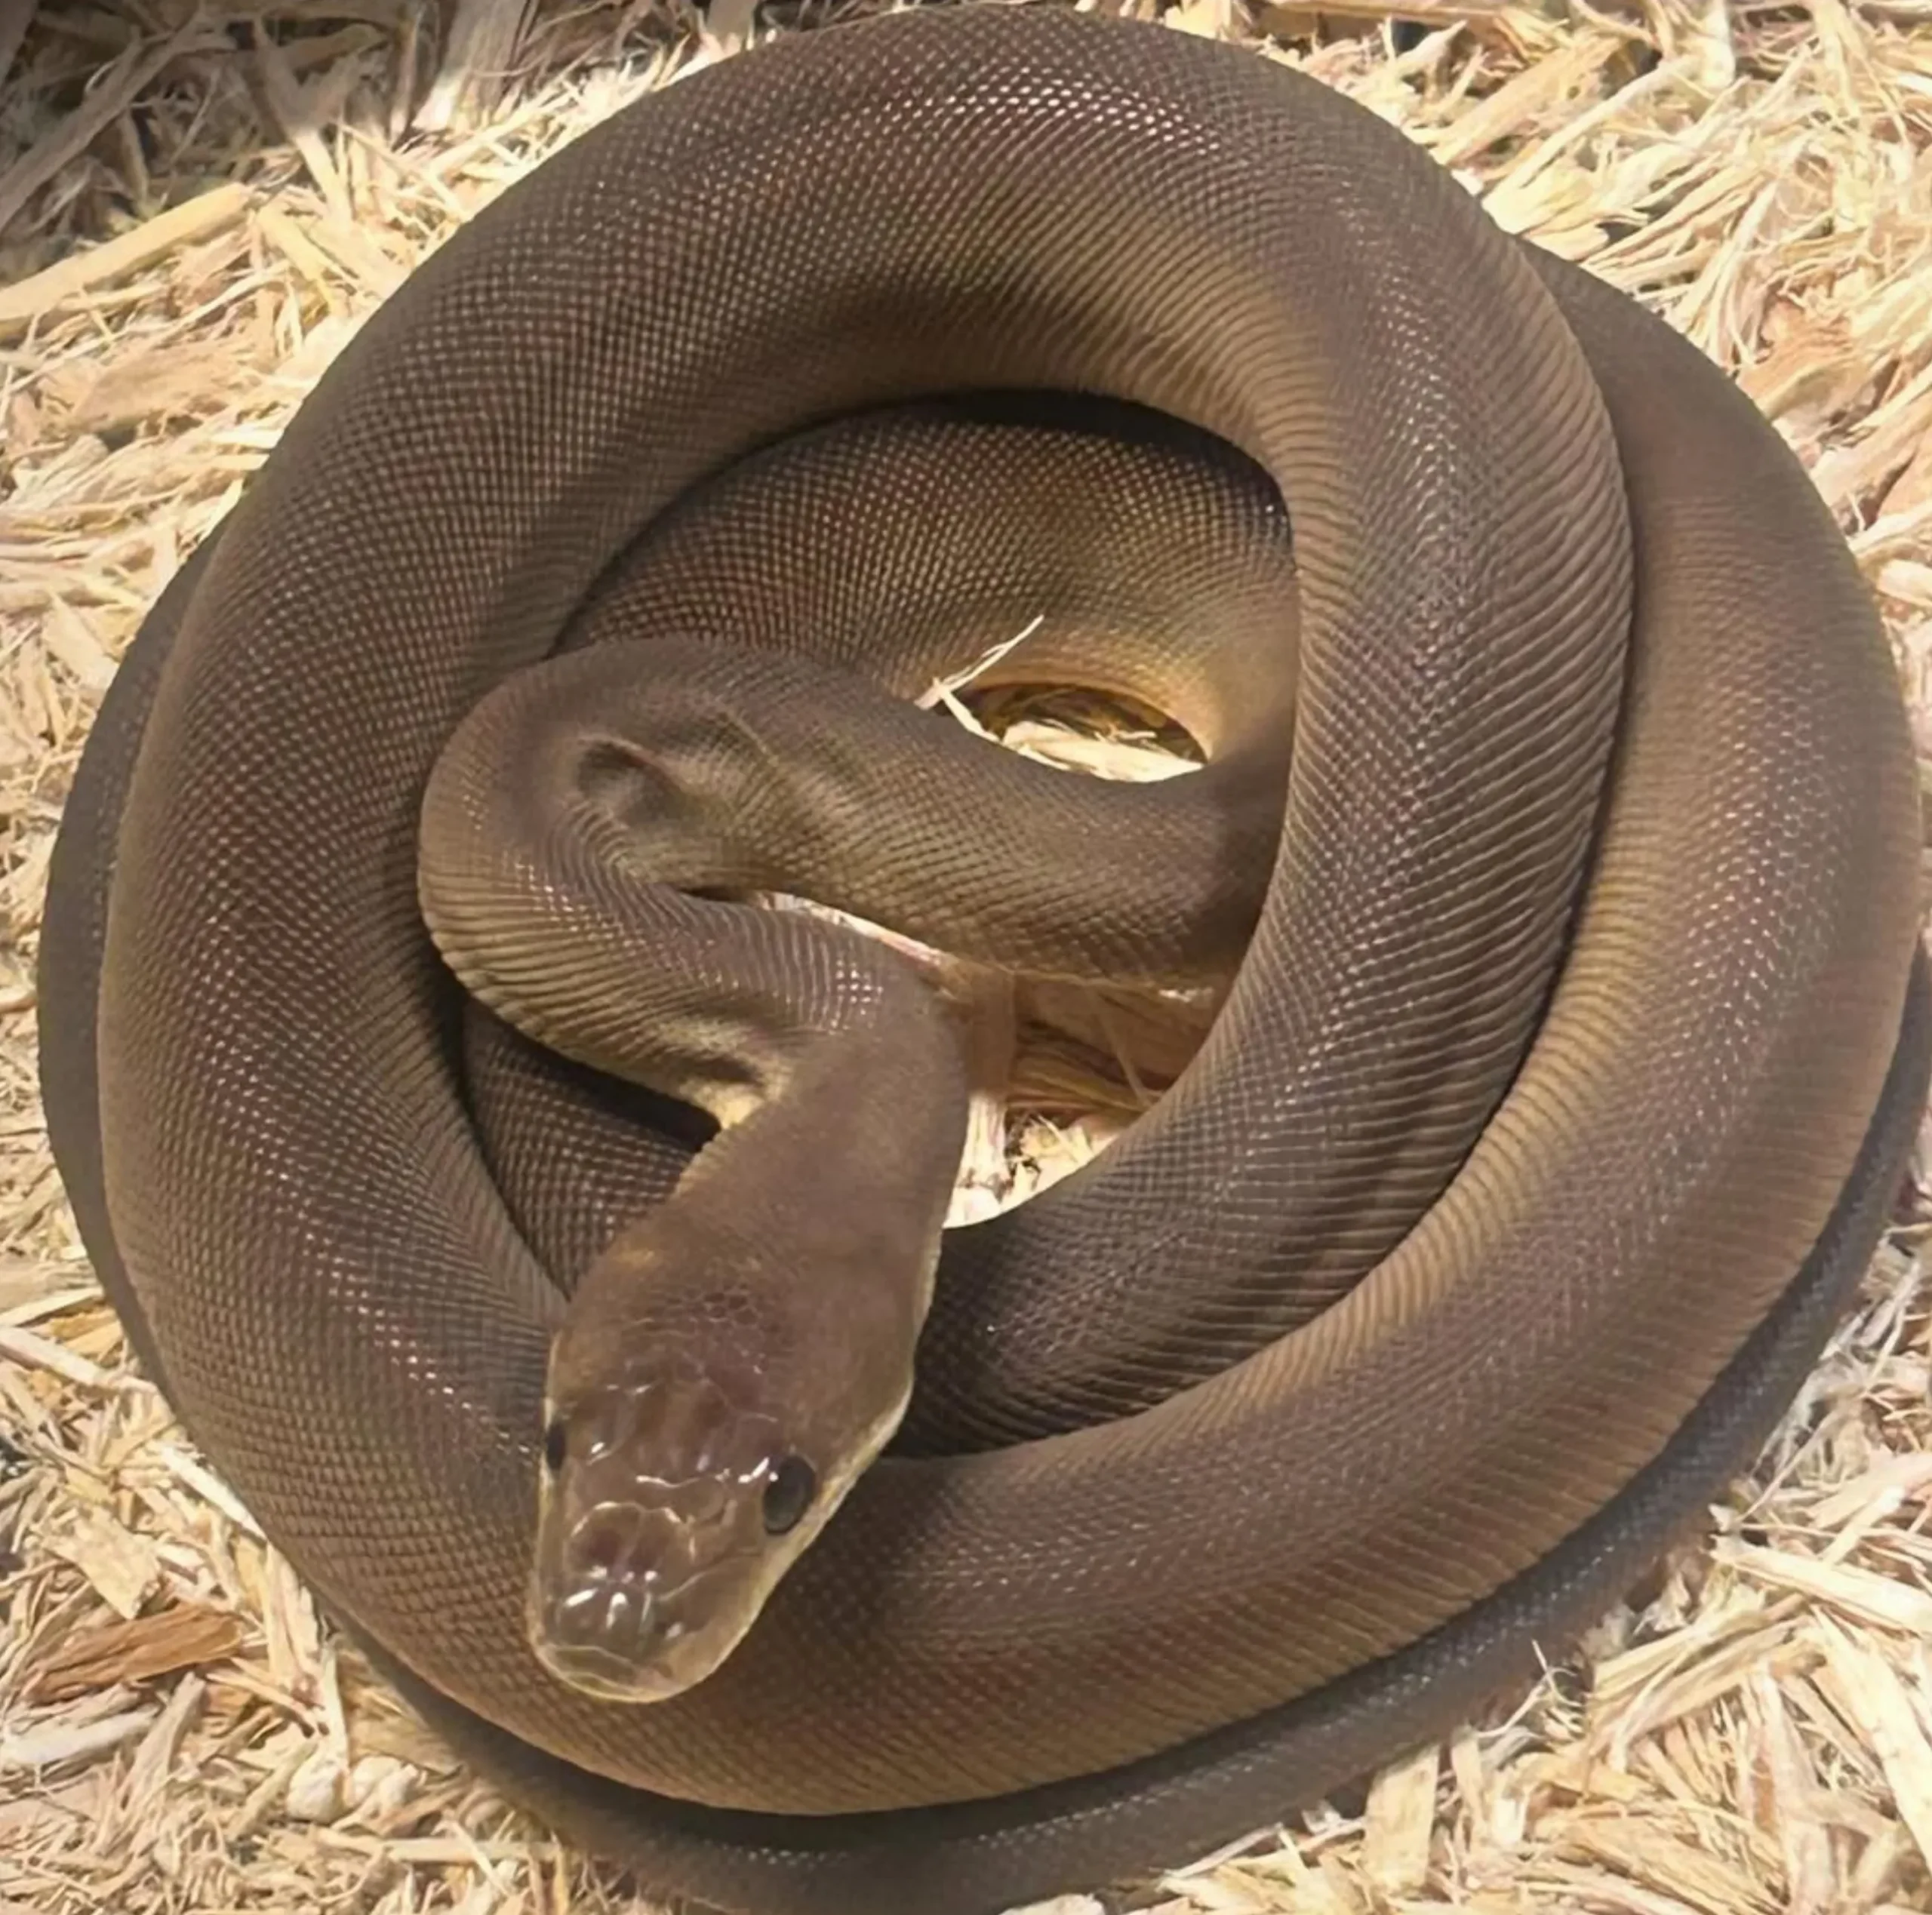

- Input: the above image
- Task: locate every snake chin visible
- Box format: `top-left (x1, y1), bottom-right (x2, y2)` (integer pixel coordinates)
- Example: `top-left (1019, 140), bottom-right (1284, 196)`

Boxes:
top-left (528, 1367), bottom-right (838, 1703)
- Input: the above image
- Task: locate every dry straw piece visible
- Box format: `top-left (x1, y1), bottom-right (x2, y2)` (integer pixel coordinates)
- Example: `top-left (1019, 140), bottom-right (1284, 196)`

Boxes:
top-left (3, 1), bottom-right (1931, 1911)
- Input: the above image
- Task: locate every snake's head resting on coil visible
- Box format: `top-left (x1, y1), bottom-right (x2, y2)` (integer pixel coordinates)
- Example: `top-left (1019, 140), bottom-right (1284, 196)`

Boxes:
top-left (501, 1000), bottom-right (955, 1705)
top-left (528, 1346), bottom-right (870, 1703)
top-left (521, 1127), bottom-right (942, 1708)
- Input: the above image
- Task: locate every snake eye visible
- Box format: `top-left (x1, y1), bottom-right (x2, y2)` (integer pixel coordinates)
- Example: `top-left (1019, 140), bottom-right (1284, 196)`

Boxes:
top-left (761, 1455), bottom-right (817, 1535)
top-left (542, 1419), bottom-right (568, 1473)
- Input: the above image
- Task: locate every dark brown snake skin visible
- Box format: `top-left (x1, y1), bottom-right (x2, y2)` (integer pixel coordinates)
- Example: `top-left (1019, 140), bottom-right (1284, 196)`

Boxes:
top-left (34, 10), bottom-right (1930, 1913)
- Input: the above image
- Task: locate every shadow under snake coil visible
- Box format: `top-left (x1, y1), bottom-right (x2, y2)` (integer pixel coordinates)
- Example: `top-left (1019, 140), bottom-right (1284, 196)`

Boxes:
top-left (35, 8), bottom-right (1931, 1913)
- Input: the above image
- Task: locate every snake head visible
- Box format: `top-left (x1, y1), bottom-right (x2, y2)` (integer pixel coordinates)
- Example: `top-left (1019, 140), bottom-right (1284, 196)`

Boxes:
top-left (518, 1024), bottom-right (945, 1706)
top-left (528, 1360), bottom-right (851, 1703)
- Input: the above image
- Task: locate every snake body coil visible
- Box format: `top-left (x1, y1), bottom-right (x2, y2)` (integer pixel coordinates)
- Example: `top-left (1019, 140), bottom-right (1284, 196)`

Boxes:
top-left (37, 11), bottom-right (1928, 1914)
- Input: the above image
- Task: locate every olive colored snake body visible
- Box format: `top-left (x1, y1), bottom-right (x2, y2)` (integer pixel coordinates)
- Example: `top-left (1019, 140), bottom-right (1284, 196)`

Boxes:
top-left (36, 10), bottom-right (1930, 1913)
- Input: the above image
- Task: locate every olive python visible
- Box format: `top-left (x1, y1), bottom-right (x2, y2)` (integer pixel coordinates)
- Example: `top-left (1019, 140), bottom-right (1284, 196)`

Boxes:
top-left (35, 8), bottom-right (1929, 1913)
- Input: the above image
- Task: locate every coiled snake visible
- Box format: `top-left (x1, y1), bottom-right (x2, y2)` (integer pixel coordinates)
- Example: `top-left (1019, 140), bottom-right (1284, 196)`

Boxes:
top-left (36, 9), bottom-right (1929, 1913)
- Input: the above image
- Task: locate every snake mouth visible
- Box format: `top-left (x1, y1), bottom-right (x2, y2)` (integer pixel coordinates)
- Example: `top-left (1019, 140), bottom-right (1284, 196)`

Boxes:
top-left (531, 1600), bottom-right (710, 1703)
top-left (528, 1471), bottom-right (777, 1702)
top-left (529, 1532), bottom-right (763, 1701)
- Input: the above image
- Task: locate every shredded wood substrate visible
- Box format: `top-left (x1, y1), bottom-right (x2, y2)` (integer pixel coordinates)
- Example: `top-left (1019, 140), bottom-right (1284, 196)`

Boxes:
top-left (3, 2), bottom-right (1932, 1911)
